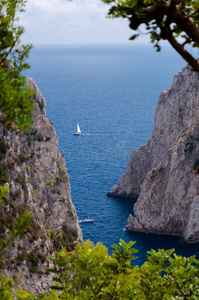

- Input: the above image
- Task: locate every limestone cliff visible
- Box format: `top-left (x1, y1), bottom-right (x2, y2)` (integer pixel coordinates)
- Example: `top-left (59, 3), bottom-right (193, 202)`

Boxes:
top-left (108, 65), bottom-right (199, 243)
top-left (0, 78), bottom-right (82, 294)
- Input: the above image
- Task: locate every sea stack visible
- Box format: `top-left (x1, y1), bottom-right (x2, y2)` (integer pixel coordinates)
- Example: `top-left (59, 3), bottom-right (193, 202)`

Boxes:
top-left (108, 65), bottom-right (199, 243)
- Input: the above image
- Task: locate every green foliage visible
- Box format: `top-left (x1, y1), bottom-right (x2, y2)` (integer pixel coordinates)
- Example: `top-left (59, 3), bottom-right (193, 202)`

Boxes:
top-left (51, 225), bottom-right (78, 252)
top-left (140, 248), bottom-right (199, 299)
top-left (27, 251), bottom-right (39, 268)
top-left (0, 0), bottom-right (34, 131)
top-left (48, 239), bottom-right (140, 299)
top-left (26, 165), bottom-right (30, 173)
top-left (9, 212), bottom-right (32, 239)
top-left (17, 152), bottom-right (27, 163)
top-left (55, 232), bottom-right (63, 249)
top-left (37, 133), bottom-right (44, 142)
top-left (44, 241), bottom-right (199, 299)
top-left (46, 179), bottom-right (53, 186)
top-left (0, 275), bottom-right (14, 299)
top-left (0, 186), bottom-right (9, 206)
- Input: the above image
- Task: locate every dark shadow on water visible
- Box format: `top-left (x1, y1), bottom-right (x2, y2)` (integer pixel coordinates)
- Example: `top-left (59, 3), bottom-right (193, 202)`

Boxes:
top-left (106, 196), bottom-right (199, 265)
top-left (126, 230), bottom-right (199, 266)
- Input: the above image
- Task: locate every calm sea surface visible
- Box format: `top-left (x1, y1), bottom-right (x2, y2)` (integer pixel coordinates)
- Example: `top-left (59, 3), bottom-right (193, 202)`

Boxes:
top-left (26, 43), bottom-right (199, 265)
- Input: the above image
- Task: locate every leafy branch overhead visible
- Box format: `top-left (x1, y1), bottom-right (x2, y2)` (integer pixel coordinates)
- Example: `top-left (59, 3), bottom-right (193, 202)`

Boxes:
top-left (0, 0), bottom-right (34, 131)
top-left (102, 0), bottom-right (199, 71)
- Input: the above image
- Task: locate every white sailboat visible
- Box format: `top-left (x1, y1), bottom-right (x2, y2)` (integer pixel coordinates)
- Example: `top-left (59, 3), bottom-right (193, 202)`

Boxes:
top-left (74, 123), bottom-right (82, 135)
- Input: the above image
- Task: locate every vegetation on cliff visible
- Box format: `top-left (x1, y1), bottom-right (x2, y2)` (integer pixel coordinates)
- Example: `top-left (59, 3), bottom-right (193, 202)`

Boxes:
top-left (2, 239), bottom-right (199, 299)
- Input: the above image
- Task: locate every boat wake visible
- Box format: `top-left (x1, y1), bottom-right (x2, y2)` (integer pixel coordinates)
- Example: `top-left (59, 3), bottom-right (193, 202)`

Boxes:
top-left (82, 133), bottom-right (115, 136)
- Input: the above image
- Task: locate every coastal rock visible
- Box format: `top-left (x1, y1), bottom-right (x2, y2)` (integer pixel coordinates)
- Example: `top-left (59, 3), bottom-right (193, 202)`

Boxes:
top-left (108, 65), bottom-right (199, 243)
top-left (108, 66), bottom-right (199, 199)
top-left (126, 119), bottom-right (199, 242)
top-left (0, 79), bottom-right (82, 295)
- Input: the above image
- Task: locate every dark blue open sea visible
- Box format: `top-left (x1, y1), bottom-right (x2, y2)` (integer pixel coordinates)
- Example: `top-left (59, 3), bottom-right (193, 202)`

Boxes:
top-left (26, 43), bottom-right (199, 265)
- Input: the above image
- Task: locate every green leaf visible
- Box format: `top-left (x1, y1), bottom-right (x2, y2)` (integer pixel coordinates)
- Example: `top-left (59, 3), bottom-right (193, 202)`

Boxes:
top-left (129, 34), bottom-right (139, 40)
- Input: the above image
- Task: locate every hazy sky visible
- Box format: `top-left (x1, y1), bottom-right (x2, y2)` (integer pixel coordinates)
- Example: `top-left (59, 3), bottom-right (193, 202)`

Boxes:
top-left (21, 0), bottom-right (149, 45)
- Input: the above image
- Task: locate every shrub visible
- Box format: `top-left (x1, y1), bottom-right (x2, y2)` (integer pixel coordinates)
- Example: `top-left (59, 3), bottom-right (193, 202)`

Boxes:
top-left (46, 179), bottom-right (53, 186)
top-left (59, 167), bottom-right (67, 175)
top-left (18, 152), bottom-right (27, 163)
top-left (56, 175), bottom-right (61, 184)
top-left (37, 133), bottom-right (44, 142)
top-left (27, 252), bottom-right (39, 267)
top-left (26, 165), bottom-right (30, 173)
top-left (37, 252), bottom-right (46, 264)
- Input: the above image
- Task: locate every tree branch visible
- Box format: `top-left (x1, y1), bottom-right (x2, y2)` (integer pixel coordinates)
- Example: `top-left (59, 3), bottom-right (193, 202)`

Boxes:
top-left (161, 26), bottom-right (199, 72)
top-left (189, 8), bottom-right (199, 18)
top-left (145, 2), bottom-right (199, 45)
top-left (182, 37), bottom-right (192, 47)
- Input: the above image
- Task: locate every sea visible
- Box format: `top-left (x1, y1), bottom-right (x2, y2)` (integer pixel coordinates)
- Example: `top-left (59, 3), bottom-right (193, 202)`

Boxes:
top-left (25, 43), bottom-right (199, 265)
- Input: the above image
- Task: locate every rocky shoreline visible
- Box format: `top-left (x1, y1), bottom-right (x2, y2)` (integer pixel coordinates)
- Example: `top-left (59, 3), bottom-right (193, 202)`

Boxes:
top-left (108, 65), bottom-right (199, 243)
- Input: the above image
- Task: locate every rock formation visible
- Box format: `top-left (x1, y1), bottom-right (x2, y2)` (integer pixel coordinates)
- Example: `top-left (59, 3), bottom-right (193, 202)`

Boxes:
top-left (108, 65), bottom-right (199, 243)
top-left (0, 79), bottom-right (82, 295)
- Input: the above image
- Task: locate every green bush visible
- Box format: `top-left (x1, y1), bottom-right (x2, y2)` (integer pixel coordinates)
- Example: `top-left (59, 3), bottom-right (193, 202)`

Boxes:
top-left (46, 240), bottom-right (199, 300)
top-left (46, 179), bottom-right (53, 186)
top-left (27, 251), bottom-right (38, 267)
top-left (17, 152), bottom-right (27, 163)
top-left (25, 165), bottom-right (30, 173)
top-left (37, 133), bottom-right (44, 142)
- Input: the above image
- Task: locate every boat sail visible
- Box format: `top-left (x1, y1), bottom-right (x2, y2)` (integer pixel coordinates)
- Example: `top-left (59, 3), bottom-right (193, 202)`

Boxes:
top-left (74, 123), bottom-right (82, 135)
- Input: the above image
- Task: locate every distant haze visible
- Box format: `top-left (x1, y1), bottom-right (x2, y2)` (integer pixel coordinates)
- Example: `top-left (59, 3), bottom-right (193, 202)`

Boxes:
top-left (21, 0), bottom-right (149, 45)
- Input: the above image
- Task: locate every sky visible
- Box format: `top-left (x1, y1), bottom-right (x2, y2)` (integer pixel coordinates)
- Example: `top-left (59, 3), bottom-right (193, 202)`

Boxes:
top-left (20, 0), bottom-right (149, 45)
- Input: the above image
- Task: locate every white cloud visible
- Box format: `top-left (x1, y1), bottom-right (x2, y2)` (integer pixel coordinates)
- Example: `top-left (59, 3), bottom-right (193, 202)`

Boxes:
top-left (20, 0), bottom-right (148, 44)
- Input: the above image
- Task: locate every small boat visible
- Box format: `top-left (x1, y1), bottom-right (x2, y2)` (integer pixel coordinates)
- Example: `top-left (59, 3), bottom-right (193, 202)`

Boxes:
top-left (74, 123), bottom-right (82, 135)
top-left (80, 219), bottom-right (94, 223)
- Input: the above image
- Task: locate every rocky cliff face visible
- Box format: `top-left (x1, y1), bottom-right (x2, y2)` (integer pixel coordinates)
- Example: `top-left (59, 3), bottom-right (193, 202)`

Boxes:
top-left (0, 78), bottom-right (82, 294)
top-left (108, 65), bottom-right (199, 243)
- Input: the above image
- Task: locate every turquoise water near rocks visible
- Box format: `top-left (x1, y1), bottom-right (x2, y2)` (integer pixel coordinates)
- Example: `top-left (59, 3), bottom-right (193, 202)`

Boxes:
top-left (26, 43), bottom-right (199, 265)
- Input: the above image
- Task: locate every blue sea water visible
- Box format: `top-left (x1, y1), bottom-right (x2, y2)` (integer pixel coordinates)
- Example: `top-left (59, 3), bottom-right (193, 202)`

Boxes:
top-left (26, 43), bottom-right (199, 265)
